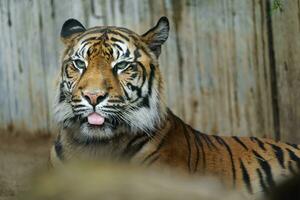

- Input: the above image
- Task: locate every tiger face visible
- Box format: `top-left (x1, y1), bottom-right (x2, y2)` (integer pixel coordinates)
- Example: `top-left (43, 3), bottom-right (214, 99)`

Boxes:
top-left (54, 17), bottom-right (169, 140)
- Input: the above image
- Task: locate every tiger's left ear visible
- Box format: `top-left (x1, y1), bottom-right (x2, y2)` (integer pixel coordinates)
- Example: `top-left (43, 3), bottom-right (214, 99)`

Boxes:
top-left (60, 18), bottom-right (86, 44)
top-left (141, 17), bottom-right (169, 57)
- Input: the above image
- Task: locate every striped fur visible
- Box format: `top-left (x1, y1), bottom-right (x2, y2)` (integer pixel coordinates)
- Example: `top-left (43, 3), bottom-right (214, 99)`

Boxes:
top-left (51, 17), bottom-right (300, 197)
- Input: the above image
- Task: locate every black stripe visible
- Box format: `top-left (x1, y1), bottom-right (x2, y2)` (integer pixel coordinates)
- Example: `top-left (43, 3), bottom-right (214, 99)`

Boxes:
top-left (136, 61), bottom-right (147, 86)
top-left (81, 37), bottom-right (99, 44)
top-left (135, 97), bottom-right (149, 108)
top-left (239, 158), bottom-right (253, 194)
top-left (102, 105), bottom-right (125, 109)
top-left (127, 83), bottom-right (142, 97)
top-left (214, 135), bottom-right (236, 188)
top-left (250, 137), bottom-right (266, 151)
top-left (58, 83), bottom-right (66, 103)
top-left (109, 30), bottom-right (130, 41)
top-left (124, 49), bottom-right (130, 57)
top-left (193, 133), bottom-right (200, 173)
top-left (120, 84), bottom-right (130, 100)
top-left (201, 134), bottom-right (218, 150)
top-left (288, 160), bottom-right (297, 174)
top-left (71, 98), bottom-right (82, 103)
top-left (73, 108), bottom-right (88, 113)
top-left (287, 149), bottom-right (300, 169)
top-left (77, 28), bottom-right (109, 39)
top-left (123, 135), bottom-right (150, 158)
top-left (267, 143), bottom-right (285, 168)
top-left (256, 168), bottom-right (268, 192)
top-left (65, 65), bottom-right (75, 79)
top-left (148, 64), bottom-right (155, 96)
top-left (130, 72), bottom-right (138, 80)
top-left (253, 150), bottom-right (275, 188)
top-left (117, 27), bottom-right (133, 34)
top-left (107, 99), bottom-right (123, 103)
top-left (78, 42), bottom-right (90, 55)
top-left (286, 143), bottom-right (300, 150)
top-left (110, 37), bottom-right (125, 43)
top-left (147, 154), bottom-right (160, 166)
top-left (133, 48), bottom-right (141, 60)
top-left (54, 139), bottom-right (64, 161)
top-left (194, 131), bottom-right (206, 171)
top-left (232, 136), bottom-right (248, 150)
top-left (142, 137), bottom-right (165, 164)
top-left (113, 43), bottom-right (123, 51)
top-left (182, 125), bottom-right (192, 173)
top-left (63, 116), bottom-right (80, 128)
top-left (72, 104), bottom-right (86, 109)
top-left (126, 135), bottom-right (146, 148)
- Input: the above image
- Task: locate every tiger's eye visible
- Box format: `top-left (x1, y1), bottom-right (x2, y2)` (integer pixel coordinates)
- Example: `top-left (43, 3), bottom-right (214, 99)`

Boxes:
top-left (74, 59), bottom-right (86, 69)
top-left (115, 61), bottom-right (128, 70)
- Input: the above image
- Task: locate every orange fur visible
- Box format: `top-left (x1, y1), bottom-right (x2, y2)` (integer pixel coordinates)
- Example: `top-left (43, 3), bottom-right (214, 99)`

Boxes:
top-left (51, 17), bottom-right (300, 197)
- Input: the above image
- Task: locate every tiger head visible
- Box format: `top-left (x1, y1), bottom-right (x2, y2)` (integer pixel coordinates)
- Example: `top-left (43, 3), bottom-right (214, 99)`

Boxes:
top-left (54, 17), bottom-right (169, 140)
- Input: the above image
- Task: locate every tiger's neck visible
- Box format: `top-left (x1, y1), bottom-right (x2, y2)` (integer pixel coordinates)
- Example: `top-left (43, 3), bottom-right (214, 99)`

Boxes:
top-left (52, 107), bottom-right (174, 165)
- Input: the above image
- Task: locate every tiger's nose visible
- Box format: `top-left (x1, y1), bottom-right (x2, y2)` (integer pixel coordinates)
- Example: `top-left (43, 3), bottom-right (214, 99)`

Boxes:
top-left (82, 90), bottom-right (108, 106)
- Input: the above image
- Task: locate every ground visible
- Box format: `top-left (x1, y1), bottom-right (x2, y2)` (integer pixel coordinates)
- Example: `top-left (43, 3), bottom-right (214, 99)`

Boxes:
top-left (0, 133), bottom-right (52, 200)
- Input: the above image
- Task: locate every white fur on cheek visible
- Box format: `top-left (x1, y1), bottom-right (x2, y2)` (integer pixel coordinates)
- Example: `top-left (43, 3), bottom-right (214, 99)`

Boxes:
top-left (126, 87), bottom-right (166, 135)
top-left (53, 98), bottom-right (75, 128)
top-left (54, 102), bottom-right (72, 123)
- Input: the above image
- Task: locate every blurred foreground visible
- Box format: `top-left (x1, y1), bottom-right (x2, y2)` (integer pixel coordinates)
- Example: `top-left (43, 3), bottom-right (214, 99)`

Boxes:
top-left (22, 163), bottom-right (299, 200)
top-left (1, 133), bottom-right (299, 200)
top-left (0, 133), bottom-right (52, 200)
top-left (22, 162), bottom-right (242, 200)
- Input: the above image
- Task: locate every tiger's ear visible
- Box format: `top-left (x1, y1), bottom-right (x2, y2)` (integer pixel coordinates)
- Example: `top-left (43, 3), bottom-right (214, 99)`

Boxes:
top-left (60, 18), bottom-right (86, 44)
top-left (141, 16), bottom-right (169, 57)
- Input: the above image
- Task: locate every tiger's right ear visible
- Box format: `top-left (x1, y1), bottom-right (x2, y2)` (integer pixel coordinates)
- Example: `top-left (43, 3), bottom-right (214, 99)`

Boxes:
top-left (60, 19), bottom-right (86, 44)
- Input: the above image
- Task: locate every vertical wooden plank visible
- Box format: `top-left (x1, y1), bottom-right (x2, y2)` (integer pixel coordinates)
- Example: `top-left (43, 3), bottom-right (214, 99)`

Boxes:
top-left (89, 0), bottom-right (106, 26)
top-left (159, 0), bottom-right (183, 117)
top-left (5, 0), bottom-right (35, 133)
top-left (0, 0), bottom-right (12, 131)
top-left (0, 0), bottom-right (50, 134)
top-left (25, 0), bottom-right (49, 134)
top-left (165, 0), bottom-right (274, 138)
top-left (17, 0), bottom-right (49, 133)
top-left (250, 0), bottom-right (275, 138)
top-left (271, 0), bottom-right (300, 143)
top-left (37, 0), bottom-right (60, 134)
top-left (1, 0), bottom-right (23, 132)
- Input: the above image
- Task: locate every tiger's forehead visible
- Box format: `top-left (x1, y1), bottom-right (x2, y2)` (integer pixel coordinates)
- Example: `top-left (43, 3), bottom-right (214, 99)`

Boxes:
top-left (67, 27), bottom-right (142, 62)
top-left (79, 26), bottom-right (140, 41)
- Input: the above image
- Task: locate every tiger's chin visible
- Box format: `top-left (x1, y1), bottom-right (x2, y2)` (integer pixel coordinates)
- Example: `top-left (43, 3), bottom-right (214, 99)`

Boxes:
top-left (62, 113), bottom-right (126, 142)
top-left (79, 122), bottom-right (116, 140)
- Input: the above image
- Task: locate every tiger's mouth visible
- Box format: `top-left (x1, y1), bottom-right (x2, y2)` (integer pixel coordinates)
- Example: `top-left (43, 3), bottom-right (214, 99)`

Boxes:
top-left (87, 112), bottom-right (105, 126)
top-left (79, 112), bottom-right (120, 129)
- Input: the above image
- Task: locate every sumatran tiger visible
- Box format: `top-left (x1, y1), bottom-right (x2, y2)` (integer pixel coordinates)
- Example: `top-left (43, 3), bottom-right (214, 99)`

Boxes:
top-left (50, 17), bottom-right (300, 198)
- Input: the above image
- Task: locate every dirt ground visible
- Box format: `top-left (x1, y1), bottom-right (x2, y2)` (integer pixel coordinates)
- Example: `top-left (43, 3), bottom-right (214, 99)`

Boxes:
top-left (0, 133), bottom-right (53, 200)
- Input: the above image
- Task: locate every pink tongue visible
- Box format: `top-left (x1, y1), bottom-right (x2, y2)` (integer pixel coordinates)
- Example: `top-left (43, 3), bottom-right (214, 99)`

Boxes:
top-left (87, 113), bottom-right (105, 125)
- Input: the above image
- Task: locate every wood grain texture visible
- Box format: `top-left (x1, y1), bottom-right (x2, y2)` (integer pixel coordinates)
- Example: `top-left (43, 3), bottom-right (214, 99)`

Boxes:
top-left (0, 0), bottom-right (298, 143)
top-left (271, 0), bottom-right (300, 142)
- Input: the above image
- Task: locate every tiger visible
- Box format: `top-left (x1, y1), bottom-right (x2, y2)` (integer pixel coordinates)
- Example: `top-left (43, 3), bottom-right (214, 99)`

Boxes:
top-left (50, 16), bottom-right (300, 198)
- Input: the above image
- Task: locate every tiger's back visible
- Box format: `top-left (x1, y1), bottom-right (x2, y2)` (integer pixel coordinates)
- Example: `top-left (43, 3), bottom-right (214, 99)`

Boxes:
top-left (131, 110), bottom-right (300, 195)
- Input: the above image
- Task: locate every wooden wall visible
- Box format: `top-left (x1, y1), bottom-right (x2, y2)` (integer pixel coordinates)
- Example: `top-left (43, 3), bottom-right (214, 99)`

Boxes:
top-left (0, 0), bottom-right (299, 143)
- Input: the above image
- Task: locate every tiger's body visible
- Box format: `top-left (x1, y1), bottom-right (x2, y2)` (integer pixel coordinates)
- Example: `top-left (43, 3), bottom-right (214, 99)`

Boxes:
top-left (51, 17), bottom-right (300, 197)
